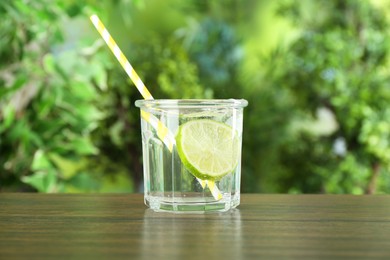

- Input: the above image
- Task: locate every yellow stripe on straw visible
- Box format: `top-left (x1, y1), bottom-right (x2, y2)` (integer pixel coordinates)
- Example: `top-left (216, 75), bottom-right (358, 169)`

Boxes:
top-left (207, 181), bottom-right (223, 200)
top-left (141, 110), bottom-right (174, 151)
top-left (90, 15), bottom-right (153, 100)
top-left (89, 14), bottom-right (222, 201)
top-left (197, 178), bottom-right (207, 189)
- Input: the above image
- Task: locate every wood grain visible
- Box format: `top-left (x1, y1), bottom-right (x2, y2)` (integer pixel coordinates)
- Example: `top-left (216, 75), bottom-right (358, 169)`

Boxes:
top-left (1, 194), bottom-right (390, 259)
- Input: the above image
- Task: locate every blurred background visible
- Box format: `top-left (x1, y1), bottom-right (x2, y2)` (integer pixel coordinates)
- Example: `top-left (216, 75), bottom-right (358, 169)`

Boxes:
top-left (1, 0), bottom-right (390, 194)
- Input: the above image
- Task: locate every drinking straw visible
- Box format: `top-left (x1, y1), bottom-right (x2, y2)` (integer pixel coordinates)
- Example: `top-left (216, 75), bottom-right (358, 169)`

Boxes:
top-left (89, 14), bottom-right (222, 200)
top-left (90, 14), bottom-right (174, 151)
top-left (90, 15), bottom-right (152, 100)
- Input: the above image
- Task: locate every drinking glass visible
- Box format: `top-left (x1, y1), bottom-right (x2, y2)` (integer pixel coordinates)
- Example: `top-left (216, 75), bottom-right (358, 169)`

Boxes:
top-left (135, 99), bottom-right (248, 213)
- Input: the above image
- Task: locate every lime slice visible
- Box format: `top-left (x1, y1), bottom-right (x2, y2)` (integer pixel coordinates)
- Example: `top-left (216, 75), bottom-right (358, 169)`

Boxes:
top-left (176, 119), bottom-right (240, 181)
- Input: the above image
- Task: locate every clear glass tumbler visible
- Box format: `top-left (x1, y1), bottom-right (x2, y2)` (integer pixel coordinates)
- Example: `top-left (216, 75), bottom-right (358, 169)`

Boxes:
top-left (135, 99), bottom-right (248, 213)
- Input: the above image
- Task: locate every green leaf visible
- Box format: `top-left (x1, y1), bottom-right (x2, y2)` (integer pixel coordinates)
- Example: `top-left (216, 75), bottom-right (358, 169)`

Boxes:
top-left (49, 153), bottom-right (85, 180)
top-left (14, 0), bottom-right (30, 15)
top-left (31, 150), bottom-right (52, 171)
top-left (43, 53), bottom-right (56, 74)
top-left (28, 131), bottom-right (44, 148)
top-left (69, 81), bottom-right (96, 100)
top-left (21, 169), bottom-right (57, 193)
top-left (2, 104), bottom-right (15, 130)
top-left (64, 172), bottom-right (100, 192)
top-left (109, 121), bottom-right (125, 146)
top-left (93, 64), bottom-right (107, 91)
top-left (72, 137), bottom-right (99, 155)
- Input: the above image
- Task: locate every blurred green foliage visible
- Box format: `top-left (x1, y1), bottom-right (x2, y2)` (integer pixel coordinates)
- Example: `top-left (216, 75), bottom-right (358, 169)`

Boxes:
top-left (1, 0), bottom-right (390, 193)
top-left (273, 0), bottom-right (390, 194)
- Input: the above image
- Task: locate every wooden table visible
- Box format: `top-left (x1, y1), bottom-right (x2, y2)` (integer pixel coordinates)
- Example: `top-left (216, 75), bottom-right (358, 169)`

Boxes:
top-left (1, 194), bottom-right (390, 259)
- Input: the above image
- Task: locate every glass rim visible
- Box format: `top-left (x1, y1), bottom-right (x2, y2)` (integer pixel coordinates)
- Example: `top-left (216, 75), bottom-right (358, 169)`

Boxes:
top-left (135, 99), bottom-right (248, 109)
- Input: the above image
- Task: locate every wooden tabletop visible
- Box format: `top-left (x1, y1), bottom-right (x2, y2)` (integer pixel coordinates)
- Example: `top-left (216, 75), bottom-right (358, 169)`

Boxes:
top-left (1, 194), bottom-right (390, 259)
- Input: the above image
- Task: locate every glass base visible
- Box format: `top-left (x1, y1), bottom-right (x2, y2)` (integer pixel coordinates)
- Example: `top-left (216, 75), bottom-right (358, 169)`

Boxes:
top-left (144, 193), bottom-right (240, 213)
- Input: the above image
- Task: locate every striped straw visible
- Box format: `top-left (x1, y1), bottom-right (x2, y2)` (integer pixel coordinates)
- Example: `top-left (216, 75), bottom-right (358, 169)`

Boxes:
top-left (140, 110), bottom-right (175, 151)
top-left (89, 14), bottom-right (222, 200)
top-left (90, 14), bottom-right (174, 151)
top-left (90, 15), bottom-right (153, 100)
